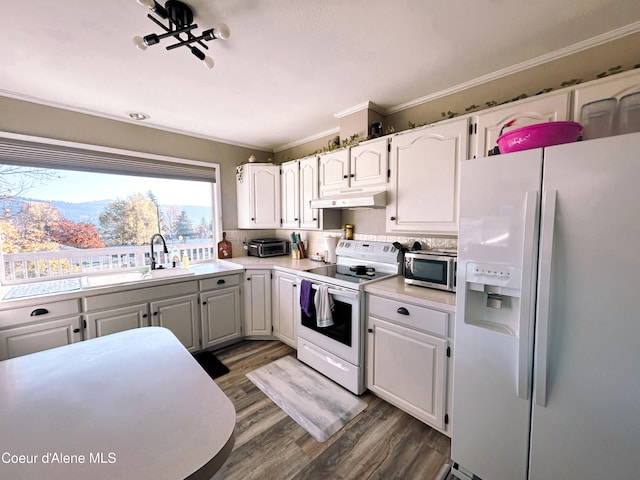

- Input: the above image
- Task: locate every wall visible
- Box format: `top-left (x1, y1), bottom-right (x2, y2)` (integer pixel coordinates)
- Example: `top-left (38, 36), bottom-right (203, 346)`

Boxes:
top-left (273, 31), bottom-right (640, 238)
top-left (0, 96), bottom-right (272, 231)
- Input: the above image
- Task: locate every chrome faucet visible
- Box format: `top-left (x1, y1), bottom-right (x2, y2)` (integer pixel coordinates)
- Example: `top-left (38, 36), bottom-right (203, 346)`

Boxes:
top-left (150, 233), bottom-right (168, 270)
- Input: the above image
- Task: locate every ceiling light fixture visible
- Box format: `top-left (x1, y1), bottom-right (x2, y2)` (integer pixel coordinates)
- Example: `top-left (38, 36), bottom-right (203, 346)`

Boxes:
top-left (127, 112), bottom-right (150, 121)
top-left (133, 0), bottom-right (230, 69)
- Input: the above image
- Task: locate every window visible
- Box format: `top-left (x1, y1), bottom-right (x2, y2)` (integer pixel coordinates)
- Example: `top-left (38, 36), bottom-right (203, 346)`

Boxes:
top-left (0, 132), bottom-right (221, 285)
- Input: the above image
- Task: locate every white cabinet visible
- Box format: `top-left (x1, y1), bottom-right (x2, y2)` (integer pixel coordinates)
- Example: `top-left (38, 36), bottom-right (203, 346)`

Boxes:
top-left (200, 274), bottom-right (242, 349)
top-left (236, 163), bottom-right (281, 229)
top-left (319, 148), bottom-right (351, 195)
top-left (84, 281), bottom-right (200, 351)
top-left (319, 139), bottom-right (388, 197)
top-left (150, 294), bottom-right (199, 352)
top-left (280, 160), bottom-right (300, 229)
top-left (572, 69), bottom-right (640, 135)
top-left (243, 269), bottom-right (272, 337)
top-left (85, 302), bottom-right (150, 339)
top-left (281, 156), bottom-right (341, 230)
top-left (0, 299), bottom-right (82, 360)
top-left (386, 117), bottom-right (469, 234)
top-left (473, 91), bottom-right (570, 158)
top-left (366, 293), bottom-right (451, 434)
top-left (272, 271), bottom-right (298, 348)
top-left (349, 137), bottom-right (389, 189)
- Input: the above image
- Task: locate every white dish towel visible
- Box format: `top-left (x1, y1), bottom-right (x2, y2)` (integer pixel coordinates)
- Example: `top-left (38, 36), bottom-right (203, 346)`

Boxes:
top-left (314, 285), bottom-right (334, 328)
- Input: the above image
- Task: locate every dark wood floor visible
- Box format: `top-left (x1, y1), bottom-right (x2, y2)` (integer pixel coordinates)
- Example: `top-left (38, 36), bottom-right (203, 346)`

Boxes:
top-left (210, 340), bottom-right (452, 480)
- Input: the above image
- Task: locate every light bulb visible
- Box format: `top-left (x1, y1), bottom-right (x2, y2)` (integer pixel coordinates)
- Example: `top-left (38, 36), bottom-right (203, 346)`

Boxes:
top-left (203, 56), bottom-right (215, 69)
top-left (136, 0), bottom-right (155, 8)
top-left (133, 36), bottom-right (147, 51)
top-left (215, 23), bottom-right (230, 40)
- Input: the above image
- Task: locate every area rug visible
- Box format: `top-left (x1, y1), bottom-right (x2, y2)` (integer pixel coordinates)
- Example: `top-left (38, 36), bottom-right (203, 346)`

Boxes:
top-left (246, 355), bottom-right (367, 442)
top-left (193, 351), bottom-right (230, 379)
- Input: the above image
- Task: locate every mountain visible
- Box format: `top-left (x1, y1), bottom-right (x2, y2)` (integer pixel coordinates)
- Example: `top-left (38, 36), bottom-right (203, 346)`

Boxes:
top-left (2, 197), bottom-right (212, 227)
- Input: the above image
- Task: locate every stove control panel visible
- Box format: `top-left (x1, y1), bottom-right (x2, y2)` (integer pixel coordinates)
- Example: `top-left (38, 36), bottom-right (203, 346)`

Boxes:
top-left (336, 240), bottom-right (400, 263)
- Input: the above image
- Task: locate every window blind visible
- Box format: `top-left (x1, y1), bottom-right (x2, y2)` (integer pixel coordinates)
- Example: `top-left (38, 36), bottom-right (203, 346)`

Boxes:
top-left (0, 132), bottom-right (216, 182)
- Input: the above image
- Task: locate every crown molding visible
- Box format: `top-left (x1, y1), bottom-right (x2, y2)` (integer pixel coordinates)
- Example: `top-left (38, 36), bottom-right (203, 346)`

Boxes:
top-left (273, 126), bottom-right (340, 153)
top-left (334, 101), bottom-right (385, 118)
top-left (386, 21), bottom-right (640, 115)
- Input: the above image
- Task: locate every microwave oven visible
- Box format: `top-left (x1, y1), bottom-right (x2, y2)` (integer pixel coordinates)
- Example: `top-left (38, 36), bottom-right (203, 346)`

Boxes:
top-left (403, 251), bottom-right (457, 292)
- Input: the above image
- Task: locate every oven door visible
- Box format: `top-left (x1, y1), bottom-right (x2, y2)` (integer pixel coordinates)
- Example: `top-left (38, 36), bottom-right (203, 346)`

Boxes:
top-left (297, 280), bottom-right (360, 365)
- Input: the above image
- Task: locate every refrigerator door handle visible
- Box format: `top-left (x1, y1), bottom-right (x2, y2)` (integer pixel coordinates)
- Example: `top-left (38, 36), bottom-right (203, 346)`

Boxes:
top-left (535, 188), bottom-right (557, 408)
top-left (517, 190), bottom-right (539, 400)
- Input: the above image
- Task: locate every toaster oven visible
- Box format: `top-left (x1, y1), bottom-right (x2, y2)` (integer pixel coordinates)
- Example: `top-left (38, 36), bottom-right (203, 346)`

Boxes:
top-left (248, 238), bottom-right (290, 257)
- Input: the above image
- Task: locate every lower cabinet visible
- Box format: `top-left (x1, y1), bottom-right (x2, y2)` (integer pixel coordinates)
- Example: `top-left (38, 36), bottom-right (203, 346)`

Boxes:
top-left (366, 293), bottom-right (451, 435)
top-left (200, 275), bottom-right (242, 349)
top-left (0, 299), bottom-right (82, 360)
top-left (272, 271), bottom-right (298, 348)
top-left (0, 316), bottom-right (83, 360)
top-left (85, 303), bottom-right (151, 339)
top-left (151, 294), bottom-right (199, 352)
top-left (244, 269), bottom-right (272, 337)
top-left (84, 281), bottom-right (200, 351)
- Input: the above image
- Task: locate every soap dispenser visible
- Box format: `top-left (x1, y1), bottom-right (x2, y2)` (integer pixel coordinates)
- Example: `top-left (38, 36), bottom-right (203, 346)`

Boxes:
top-left (170, 247), bottom-right (180, 267)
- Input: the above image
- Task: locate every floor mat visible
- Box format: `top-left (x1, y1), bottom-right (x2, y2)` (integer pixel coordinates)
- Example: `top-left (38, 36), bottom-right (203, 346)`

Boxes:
top-left (246, 355), bottom-right (367, 442)
top-left (193, 351), bottom-right (230, 379)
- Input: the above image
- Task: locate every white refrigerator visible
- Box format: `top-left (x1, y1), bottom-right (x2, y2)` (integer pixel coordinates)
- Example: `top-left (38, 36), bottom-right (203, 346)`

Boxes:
top-left (451, 132), bottom-right (640, 480)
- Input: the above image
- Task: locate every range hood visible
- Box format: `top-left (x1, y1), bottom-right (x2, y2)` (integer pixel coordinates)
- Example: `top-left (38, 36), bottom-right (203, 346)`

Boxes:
top-left (309, 190), bottom-right (386, 209)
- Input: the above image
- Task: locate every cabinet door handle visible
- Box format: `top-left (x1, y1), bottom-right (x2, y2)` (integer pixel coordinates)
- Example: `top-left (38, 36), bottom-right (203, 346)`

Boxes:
top-left (367, 328), bottom-right (373, 333)
top-left (251, 217), bottom-right (255, 221)
top-left (143, 313), bottom-right (148, 318)
top-left (153, 311), bottom-right (158, 316)
top-left (343, 175), bottom-right (348, 179)
top-left (217, 279), bottom-right (226, 284)
top-left (202, 301), bottom-right (207, 305)
top-left (350, 174), bottom-right (355, 178)
top-left (73, 328), bottom-right (80, 333)
top-left (397, 307), bottom-right (410, 315)
top-left (390, 216), bottom-right (396, 221)
top-left (30, 308), bottom-right (49, 316)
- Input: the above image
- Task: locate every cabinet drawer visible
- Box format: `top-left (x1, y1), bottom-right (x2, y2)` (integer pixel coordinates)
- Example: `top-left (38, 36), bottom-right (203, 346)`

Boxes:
top-left (85, 281), bottom-right (198, 311)
top-left (368, 295), bottom-right (448, 337)
top-left (0, 299), bottom-right (81, 328)
top-left (200, 274), bottom-right (240, 291)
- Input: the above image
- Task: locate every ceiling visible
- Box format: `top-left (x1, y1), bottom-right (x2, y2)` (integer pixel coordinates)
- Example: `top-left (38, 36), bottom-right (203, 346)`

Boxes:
top-left (2, 1), bottom-right (640, 152)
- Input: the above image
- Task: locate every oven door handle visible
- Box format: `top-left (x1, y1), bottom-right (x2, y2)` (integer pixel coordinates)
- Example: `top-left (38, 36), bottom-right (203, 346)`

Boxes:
top-left (311, 284), bottom-right (359, 300)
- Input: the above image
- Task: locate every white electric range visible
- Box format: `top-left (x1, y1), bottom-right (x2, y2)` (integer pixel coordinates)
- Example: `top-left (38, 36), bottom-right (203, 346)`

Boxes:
top-left (296, 240), bottom-right (402, 394)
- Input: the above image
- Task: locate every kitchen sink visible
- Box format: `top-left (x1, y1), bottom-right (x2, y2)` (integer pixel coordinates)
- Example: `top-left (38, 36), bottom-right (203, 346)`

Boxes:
top-left (81, 268), bottom-right (194, 288)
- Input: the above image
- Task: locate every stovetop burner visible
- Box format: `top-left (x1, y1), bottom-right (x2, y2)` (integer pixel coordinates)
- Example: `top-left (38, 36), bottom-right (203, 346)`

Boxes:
top-left (304, 264), bottom-right (390, 284)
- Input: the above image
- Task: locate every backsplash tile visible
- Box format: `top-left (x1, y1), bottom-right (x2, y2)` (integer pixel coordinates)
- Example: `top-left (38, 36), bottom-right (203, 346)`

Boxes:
top-left (227, 229), bottom-right (457, 259)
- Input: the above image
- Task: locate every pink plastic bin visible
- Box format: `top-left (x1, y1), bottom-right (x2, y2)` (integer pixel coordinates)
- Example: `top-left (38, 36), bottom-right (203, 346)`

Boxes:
top-left (497, 121), bottom-right (583, 153)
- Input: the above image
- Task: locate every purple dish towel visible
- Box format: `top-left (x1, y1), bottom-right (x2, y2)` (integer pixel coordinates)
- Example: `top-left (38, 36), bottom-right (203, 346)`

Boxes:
top-left (300, 279), bottom-right (315, 317)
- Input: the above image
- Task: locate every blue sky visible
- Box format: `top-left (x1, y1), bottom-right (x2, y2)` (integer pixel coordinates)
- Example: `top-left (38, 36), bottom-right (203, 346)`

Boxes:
top-left (25, 169), bottom-right (213, 206)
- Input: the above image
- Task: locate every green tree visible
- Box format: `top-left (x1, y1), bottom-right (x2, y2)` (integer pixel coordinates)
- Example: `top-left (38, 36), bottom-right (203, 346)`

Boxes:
top-left (99, 194), bottom-right (159, 246)
top-left (176, 210), bottom-right (193, 239)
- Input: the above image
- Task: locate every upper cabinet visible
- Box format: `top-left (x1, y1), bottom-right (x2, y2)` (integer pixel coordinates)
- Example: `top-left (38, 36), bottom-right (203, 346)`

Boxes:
top-left (473, 91), bottom-right (571, 158)
top-left (349, 137), bottom-right (389, 189)
top-left (386, 117), bottom-right (469, 235)
top-left (319, 148), bottom-right (351, 195)
top-left (280, 160), bottom-right (300, 229)
top-left (237, 163), bottom-right (281, 229)
top-left (319, 138), bottom-right (388, 197)
top-left (281, 156), bottom-right (341, 230)
top-left (573, 69), bottom-right (640, 117)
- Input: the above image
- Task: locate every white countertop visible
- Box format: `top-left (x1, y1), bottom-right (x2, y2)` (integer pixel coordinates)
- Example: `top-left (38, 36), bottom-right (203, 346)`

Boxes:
top-left (0, 327), bottom-right (235, 480)
top-left (220, 255), bottom-right (320, 273)
top-left (364, 276), bottom-right (456, 313)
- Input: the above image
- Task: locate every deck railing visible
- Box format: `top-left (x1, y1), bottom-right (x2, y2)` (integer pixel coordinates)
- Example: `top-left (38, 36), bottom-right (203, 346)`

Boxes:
top-left (2, 242), bottom-right (216, 283)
